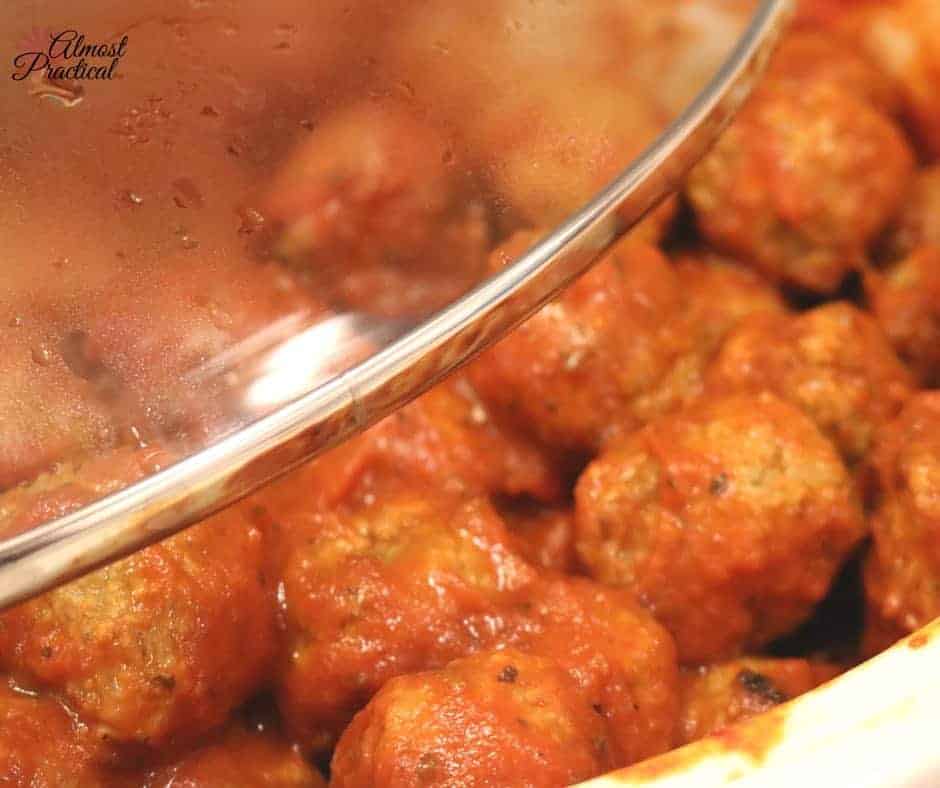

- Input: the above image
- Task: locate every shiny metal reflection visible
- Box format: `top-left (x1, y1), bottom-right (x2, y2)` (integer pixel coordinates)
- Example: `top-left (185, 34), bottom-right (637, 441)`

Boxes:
top-left (0, 0), bottom-right (793, 608)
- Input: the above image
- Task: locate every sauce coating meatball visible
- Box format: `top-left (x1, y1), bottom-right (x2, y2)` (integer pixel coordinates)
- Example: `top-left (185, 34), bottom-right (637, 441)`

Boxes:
top-left (678, 658), bottom-right (840, 744)
top-left (706, 302), bottom-right (914, 463)
top-left (275, 483), bottom-right (536, 753)
top-left (686, 78), bottom-right (914, 293)
top-left (135, 723), bottom-right (325, 788)
top-left (469, 232), bottom-right (684, 453)
top-left (863, 393), bottom-right (940, 636)
top-left (0, 446), bottom-right (173, 540)
top-left (883, 166), bottom-right (940, 260)
top-left (0, 682), bottom-right (115, 787)
top-left (766, 30), bottom-right (898, 113)
top-left (499, 576), bottom-right (680, 765)
top-left (865, 246), bottom-right (940, 386)
top-left (632, 252), bottom-right (788, 423)
top-left (331, 649), bottom-right (616, 788)
top-left (575, 393), bottom-right (867, 663)
top-left (0, 451), bottom-right (278, 748)
top-left (842, 0), bottom-right (940, 158)
top-left (501, 504), bottom-right (579, 574)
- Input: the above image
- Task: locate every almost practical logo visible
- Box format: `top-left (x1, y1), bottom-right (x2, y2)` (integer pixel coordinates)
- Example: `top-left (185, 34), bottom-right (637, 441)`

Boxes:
top-left (11, 28), bottom-right (128, 82)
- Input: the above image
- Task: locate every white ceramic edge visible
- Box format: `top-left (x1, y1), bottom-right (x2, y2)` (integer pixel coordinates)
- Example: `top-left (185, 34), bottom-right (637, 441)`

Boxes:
top-left (579, 623), bottom-right (940, 788)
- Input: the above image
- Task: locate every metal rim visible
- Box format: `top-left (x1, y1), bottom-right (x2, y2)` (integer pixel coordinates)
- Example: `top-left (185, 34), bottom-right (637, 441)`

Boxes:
top-left (0, 0), bottom-right (794, 608)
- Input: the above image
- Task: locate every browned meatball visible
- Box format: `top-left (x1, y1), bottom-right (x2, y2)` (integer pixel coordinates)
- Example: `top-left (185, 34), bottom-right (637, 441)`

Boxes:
top-left (686, 79), bottom-right (914, 293)
top-left (884, 167), bottom-right (940, 260)
top-left (706, 302), bottom-right (914, 463)
top-left (469, 232), bottom-right (685, 453)
top-left (501, 504), bottom-right (579, 574)
top-left (0, 446), bottom-right (173, 540)
top-left (331, 649), bottom-right (615, 788)
top-left (861, 604), bottom-right (909, 659)
top-left (863, 393), bottom-right (940, 636)
top-left (499, 577), bottom-right (680, 766)
top-left (865, 246), bottom-right (940, 385)
top-left (678, 658), bottom-right (840, 744)
top-left (261, 101), bottom-right (488, 317)
top-left (0, 681), bottom-right (115, 787)
top-left (0, 454), bottom-right (278, 748)
top-left (135, 723), bottom-right (325, 788)
top-left (766, 30), bottom-right (898, 113)
top-left (575, 393), bottom-right (867, 663)
top-left (275, 483), bottom-right (536, 753)
top-left (632, 252), bottom-right (788, 423)
top-left (842, 0), bottom-right (940, 158)
top-left (343, 375), bottom-right (564, 502)
top-left (260, 373), bottom-right (564, 528)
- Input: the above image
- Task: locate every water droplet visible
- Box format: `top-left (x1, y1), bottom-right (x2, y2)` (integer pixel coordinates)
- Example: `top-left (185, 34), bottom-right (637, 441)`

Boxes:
top-left (31, 345), bottom-right (52, 366)
top-left (226, 136), bottom-right (246, 157)
top-left (127, 425), bottom-right (149, 449)
top-left (8, 316), bottom-right (23, 328)
top-left (207, 300), bottom-right (232, 328)
top-left (299, 118), bottom-right (315, 131)
top-left (118, 190), bottom-right (144, 206)
top-left (237, 207), bottom-right (265, 234)
top-left (180, 234), bottom-right (199, 250)
top-left (441, 149), bottom-right (455, 165)
top-left (171, 178), bottom-right (203, 209)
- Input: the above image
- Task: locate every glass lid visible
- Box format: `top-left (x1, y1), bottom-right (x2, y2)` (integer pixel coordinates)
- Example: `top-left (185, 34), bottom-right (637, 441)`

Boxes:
top-left (0, 0), bottom-right (788, 603)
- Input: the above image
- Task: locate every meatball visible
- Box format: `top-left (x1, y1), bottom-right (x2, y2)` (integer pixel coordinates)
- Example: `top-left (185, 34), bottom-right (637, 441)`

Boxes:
top-left (0, 681), bottom-right (114, 787)
top-left (863, 393), bottom-right (940, 635)
top-left (501, 504), bottom-right (579, 574)
top-left (0, 446), bottom-right (173, 540)
top-left (575, 392), bottom-right (867, 663)
top-left (469, 232), bottom-right (685, 453)
top-left (331, 649), bottom-right (615, 788)
top-left (261, 372), bottom-right (563, 523)
top-left (706, 302), bottom-right (914, 463)
top-left (0, 316), bottom-right (114, 490)
top-left (0, 454), bottom-right (278, 748)
top-left (135, 723), bottom-right (325, 788)
top-left (843, 0), bottom-right (940, 158)
top-left (499, 577), bottom-right (680, 766)
top-left (883, 166), bottom-right (940, 260)
top-left (766, 31), bottom-right (898, 113)
top-left (861, 604), bottom-right (909, 659)
top-left (632, 252), bottom-right (788, 423)
top-left (686, 79), bottom-right (914, 293)
top-left (261, 101), bottom-right (489, 317)
top-left (865, 246), bottom-right (940, 385)
top-left (483, 81), bottom-right (664, 230)
top-left (275, 484), bottom-right (536, 753)
top-left (678, 658), bottom-right (840, 744)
